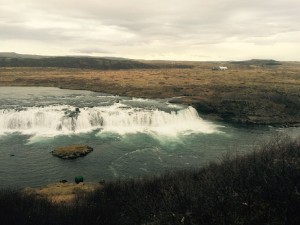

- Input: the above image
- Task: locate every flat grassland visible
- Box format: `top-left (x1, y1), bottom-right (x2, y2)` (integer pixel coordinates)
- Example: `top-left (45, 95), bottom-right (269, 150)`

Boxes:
top-left (0, 60), bottom-right (299, 125)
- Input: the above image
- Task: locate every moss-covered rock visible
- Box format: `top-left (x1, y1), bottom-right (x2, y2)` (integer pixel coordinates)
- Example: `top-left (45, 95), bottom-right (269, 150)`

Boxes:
top-left (51, 145), bottom-right (93, 159)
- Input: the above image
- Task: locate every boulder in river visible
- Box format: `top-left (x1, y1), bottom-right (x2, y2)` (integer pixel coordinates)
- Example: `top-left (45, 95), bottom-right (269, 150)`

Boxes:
top-left (51, 144), bottom-right (93, 159)
top-left (75, 176), bottom-right (84, 184)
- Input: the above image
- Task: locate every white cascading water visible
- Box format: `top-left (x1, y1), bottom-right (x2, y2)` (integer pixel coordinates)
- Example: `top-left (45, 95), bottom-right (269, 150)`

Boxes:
top-left (0, 103), bottom-right (219, 137)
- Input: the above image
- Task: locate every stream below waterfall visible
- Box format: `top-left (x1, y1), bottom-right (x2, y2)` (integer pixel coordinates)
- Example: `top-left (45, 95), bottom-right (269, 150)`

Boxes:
top-left (0, 87), bottom-right (299, 188)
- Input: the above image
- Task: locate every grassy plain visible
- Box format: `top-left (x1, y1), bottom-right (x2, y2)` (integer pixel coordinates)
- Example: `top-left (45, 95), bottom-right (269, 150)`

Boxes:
top-left (0, 60), bottom-right (299, 125)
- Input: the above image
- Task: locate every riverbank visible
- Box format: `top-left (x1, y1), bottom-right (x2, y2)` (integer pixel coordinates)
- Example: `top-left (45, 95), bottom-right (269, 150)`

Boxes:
top-left (23, 182), bottom-right (103, 204)
top-left (1, 60), bottom-right (299, 126)
top-left (1, 136), bottom-right (299, 225)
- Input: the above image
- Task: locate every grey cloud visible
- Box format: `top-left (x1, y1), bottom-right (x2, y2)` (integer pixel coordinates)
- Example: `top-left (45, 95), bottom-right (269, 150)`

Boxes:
top-left (73, 47), bottom-right (113, 54)
top-left (0, 0), bottom-right (300, 59)
top-left (3, 1), bottom-right (300, 42)
top-left (0, 24), bottom-right (83, 42)
top-left (0, 25), bottom-right (59, 40)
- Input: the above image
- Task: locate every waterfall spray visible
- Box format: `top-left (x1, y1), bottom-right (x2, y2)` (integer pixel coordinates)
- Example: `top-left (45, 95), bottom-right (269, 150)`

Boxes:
top-left (0, 104), bottom-right (219, 137)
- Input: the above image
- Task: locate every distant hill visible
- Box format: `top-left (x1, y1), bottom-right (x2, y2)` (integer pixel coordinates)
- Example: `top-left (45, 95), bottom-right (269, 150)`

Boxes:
top-left (230, 59), bottom-right (281, 66)
top-left (0, 52), bottom-right (193, 70)
top-left (0, 52), bottom-right (47, 59)
top-left (0, 53), bottom-right (156, 70)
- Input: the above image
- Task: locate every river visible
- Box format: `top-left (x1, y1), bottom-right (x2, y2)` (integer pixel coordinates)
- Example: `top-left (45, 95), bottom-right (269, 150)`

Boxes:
top-left (0, 87), bottom-right (299, 188)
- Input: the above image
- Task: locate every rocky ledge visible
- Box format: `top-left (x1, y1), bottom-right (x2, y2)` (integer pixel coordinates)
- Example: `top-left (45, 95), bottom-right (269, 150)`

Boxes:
top-left (51, 144), bottom-right (93, 159)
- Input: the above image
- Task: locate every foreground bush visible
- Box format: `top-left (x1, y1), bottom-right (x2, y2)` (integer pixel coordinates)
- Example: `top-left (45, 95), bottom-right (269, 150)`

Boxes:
top-left (1, 136), bottom-right (299, 225)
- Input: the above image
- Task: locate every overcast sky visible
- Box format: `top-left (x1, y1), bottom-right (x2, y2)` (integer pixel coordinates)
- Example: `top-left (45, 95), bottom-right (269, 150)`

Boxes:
top-left (1, 0), bottom-right (300, 60)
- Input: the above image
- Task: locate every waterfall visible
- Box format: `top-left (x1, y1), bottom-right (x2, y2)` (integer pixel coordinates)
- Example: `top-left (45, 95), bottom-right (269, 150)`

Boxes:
top-left (0, 104), bottom-right (219, 136)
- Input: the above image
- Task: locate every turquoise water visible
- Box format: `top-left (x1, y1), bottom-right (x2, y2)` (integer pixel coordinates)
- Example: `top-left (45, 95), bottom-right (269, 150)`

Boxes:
top-left (0, 87), bottom-right (299, 188)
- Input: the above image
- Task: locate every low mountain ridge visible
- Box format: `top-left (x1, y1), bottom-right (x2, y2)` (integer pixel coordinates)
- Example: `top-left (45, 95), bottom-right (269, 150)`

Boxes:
top-left (230, 59), bottom-right (281, 66)
top-left (0, 52), bottom-right (193, 70)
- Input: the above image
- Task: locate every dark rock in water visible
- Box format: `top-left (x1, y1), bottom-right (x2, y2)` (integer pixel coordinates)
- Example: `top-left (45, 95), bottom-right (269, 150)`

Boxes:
top-left (75, 176), bottom-right (84, 184)
top-left (65, 108), bottom-right (80, 119)
top-left (10, 154), bottom-right (15, 157)
top-left (59, 179), bottom-right (68, 183)
top-left (51, 144), bottom-right (93, 159)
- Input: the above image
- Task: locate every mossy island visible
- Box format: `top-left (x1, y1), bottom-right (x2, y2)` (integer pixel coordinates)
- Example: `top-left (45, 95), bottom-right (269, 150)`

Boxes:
top-left (51, 145), bottom-right (93, 159)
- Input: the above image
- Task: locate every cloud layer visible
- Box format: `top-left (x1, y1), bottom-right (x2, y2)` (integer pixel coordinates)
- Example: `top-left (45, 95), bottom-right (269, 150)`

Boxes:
top-left (1, 0), bottom-right (300, 60)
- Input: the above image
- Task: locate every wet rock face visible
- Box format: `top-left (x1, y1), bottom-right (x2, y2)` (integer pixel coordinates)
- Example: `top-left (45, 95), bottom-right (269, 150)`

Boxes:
top-left (51, 145), bottom-right (93, 159)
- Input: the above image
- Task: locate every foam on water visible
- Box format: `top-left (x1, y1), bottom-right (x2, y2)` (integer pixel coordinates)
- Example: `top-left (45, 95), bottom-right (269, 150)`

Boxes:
top-left (0, 103), bottom-right (220, 137)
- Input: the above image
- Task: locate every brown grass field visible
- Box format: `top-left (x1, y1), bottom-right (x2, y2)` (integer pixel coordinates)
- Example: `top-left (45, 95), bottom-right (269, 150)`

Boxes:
top-left (0, 60), bottom-right (299, 126)
top-left (24, 182), bottom-right (103, 204)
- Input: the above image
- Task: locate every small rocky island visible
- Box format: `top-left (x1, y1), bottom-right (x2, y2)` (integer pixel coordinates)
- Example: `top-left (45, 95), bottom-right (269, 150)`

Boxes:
top-left (51, 145), bottom-right (93, 159)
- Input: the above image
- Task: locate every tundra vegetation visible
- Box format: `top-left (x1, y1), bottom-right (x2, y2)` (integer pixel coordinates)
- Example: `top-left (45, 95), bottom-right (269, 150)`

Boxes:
top-left (0, 136), bottom-right (299, 225)
top-left (0, 56), bottom-right (299, 126)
